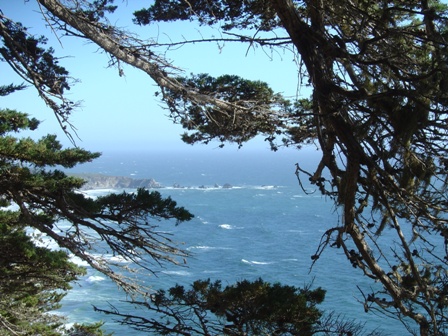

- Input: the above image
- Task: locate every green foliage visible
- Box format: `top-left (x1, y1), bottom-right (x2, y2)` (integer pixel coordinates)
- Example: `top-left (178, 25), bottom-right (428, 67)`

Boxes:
top-left (0, 14), bottom-right (80, 141)
top-left (129, 1), bottom-right (448, 333)
top-left (0, 108), bottom-right (39, 134)
top-left (200, 278), bottom-right (325, 336)
top-left (7, 0), bottom-right (448, 334)
top-left (77, 0), bottom-right (117, 22)
top-left (0, 105), bottom-right (193, 282)
top-left (0, 105), bottom-right (98, 334)
top-left (0, 89), bottom-right (193, 333)
top-left (0, 20), bottom-right (70, 95)
top-left (0, 83), bottom-right (27, 96)
top-left (96, 188), bottom-right (193, 224)
top-left (163, 73), bottom-right (312, 149)
top-left (133, 0), bottom-right (278, 31)
top-left (65, 322), bottom-right (112, 336)
top-left (95, 278), bottom-right (334, 335)
top-left (0, 216), bottom-right (85, 335)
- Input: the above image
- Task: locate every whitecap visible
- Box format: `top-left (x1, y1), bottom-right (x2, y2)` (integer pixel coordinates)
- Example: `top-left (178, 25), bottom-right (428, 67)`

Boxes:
top-left (84, 188), bottom-right (116, 195)
top-left (241, 259), bottom-right (273, 265)
top-left (188, 245), bottom-right (214, 251)
top-left (219, 224), bottom-right (233, 230)
top-left (161, 270), bottom-right (191, 276)
top-left (219, 224), bottom-right (243, 230)
top-left (251, 260), bottom-right (273, 265)
top-left (86, 275), bottom-right (106, 283)
top-left (197, 216), bottom-right (209, 224)
top-left (255, 185), bottom-right (276, 190)
top-left (187, 245), bottom-right (232, 251)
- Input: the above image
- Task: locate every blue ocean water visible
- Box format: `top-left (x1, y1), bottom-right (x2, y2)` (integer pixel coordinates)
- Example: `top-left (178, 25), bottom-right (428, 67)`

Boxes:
top-left (58, 148), bottom-right (406, 335)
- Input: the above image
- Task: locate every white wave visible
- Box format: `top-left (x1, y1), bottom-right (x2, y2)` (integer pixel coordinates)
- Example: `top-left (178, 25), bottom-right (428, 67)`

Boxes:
top-left (168, 184), bottom-right (223, 190)
top-left (82, 188), bottom-right (116, 195)
top-left (85, 275), bottom-right (106, 283)
top-left (161, 270), bottom-right (191, 276)
top-left (196, 216), bottom-right (209, 224)
top-left (254, 185), bottom-right (277, 190)
top-left (188, 245), bottom-right (214, 250)
top-left (219, 224), bottom-right (233, 230)
top-left (165, 185), bottom-right (244, 190)
top-left (219, 224), bottom-right (243, 230)
top-left (187, 245), bottom-right (232, 251)
top-left (69, 254), bottom-right (90, 267)
top-left (241, 259), bottom-right (273, 265)
top-left (251, 260), bottom-right (273, 265)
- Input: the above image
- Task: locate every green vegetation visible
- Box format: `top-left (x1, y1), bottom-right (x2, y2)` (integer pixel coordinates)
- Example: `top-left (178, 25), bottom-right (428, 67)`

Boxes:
top-left (0, 89), bottom-right (192, 333)
top-left (2, 0), bottom-right (448, 335)
top-left (95, 279), bottom-right (365, 335)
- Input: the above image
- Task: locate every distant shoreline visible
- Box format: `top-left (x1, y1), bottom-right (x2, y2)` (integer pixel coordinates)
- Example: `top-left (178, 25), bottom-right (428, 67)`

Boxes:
top-left (71, 173), bottom-right (235, 190)
top-left (70, 173), bottom-right (162, 190)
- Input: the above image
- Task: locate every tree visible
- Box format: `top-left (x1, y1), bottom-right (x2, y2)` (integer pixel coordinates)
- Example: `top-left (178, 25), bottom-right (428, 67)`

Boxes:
top-left (0, 35), bottom-right (193, 331)
top-left (94, 278), bottom-right (372, 336)
top-left (0, 208), bottom-right (81, 335)
top-left (0, 107), bottom-right (109, 335)
top-left (3, 0), bottom-right (448, 335)
top-left (0, 104), bottom-right (193, 292)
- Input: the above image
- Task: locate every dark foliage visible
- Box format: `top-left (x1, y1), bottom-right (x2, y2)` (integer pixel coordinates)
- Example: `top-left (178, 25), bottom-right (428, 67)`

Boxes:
top-left (133, 0), bottom-right (279, 31)
top-left (95, 278), bottom-right (370, 336)
top-left (0, 84), bottom-right (192, 333)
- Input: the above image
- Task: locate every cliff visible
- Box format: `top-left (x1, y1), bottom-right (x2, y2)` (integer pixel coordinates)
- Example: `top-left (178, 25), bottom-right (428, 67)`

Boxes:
top-left (72, 173), bottom-right (162, 190)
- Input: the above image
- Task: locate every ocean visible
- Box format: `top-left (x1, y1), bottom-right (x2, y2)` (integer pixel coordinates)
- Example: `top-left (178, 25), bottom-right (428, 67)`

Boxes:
top-left (56, 147), bottom-right (407, 335)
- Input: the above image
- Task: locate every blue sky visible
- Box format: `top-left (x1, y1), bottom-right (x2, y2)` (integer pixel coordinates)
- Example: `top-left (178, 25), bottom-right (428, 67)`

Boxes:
top-left (1, 0), bottom-right (312, 155)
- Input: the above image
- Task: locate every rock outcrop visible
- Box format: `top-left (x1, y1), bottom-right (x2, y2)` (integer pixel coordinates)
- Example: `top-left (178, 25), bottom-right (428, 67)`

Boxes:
top-left (72, 173), bottom-right (162, 190)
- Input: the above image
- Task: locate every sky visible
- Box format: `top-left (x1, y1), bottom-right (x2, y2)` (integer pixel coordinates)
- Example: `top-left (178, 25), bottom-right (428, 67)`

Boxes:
top-left (0, 0), bottom-right (313, 156)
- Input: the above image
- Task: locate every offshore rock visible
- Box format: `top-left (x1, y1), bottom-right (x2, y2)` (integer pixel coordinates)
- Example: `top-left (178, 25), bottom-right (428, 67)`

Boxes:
top-left (72, 173), bottom-right (162, 190)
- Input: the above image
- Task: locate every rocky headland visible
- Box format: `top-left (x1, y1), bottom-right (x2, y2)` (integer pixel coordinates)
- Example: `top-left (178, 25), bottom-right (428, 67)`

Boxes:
top-left (71, 173), bottom-right (235, 190)
top-left (72, 173), bottom-right (162, 190)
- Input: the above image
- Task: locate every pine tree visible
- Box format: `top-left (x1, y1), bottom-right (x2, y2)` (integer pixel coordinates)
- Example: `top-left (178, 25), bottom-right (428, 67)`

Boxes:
top-left (0, 87), bottom-right (192, 333)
